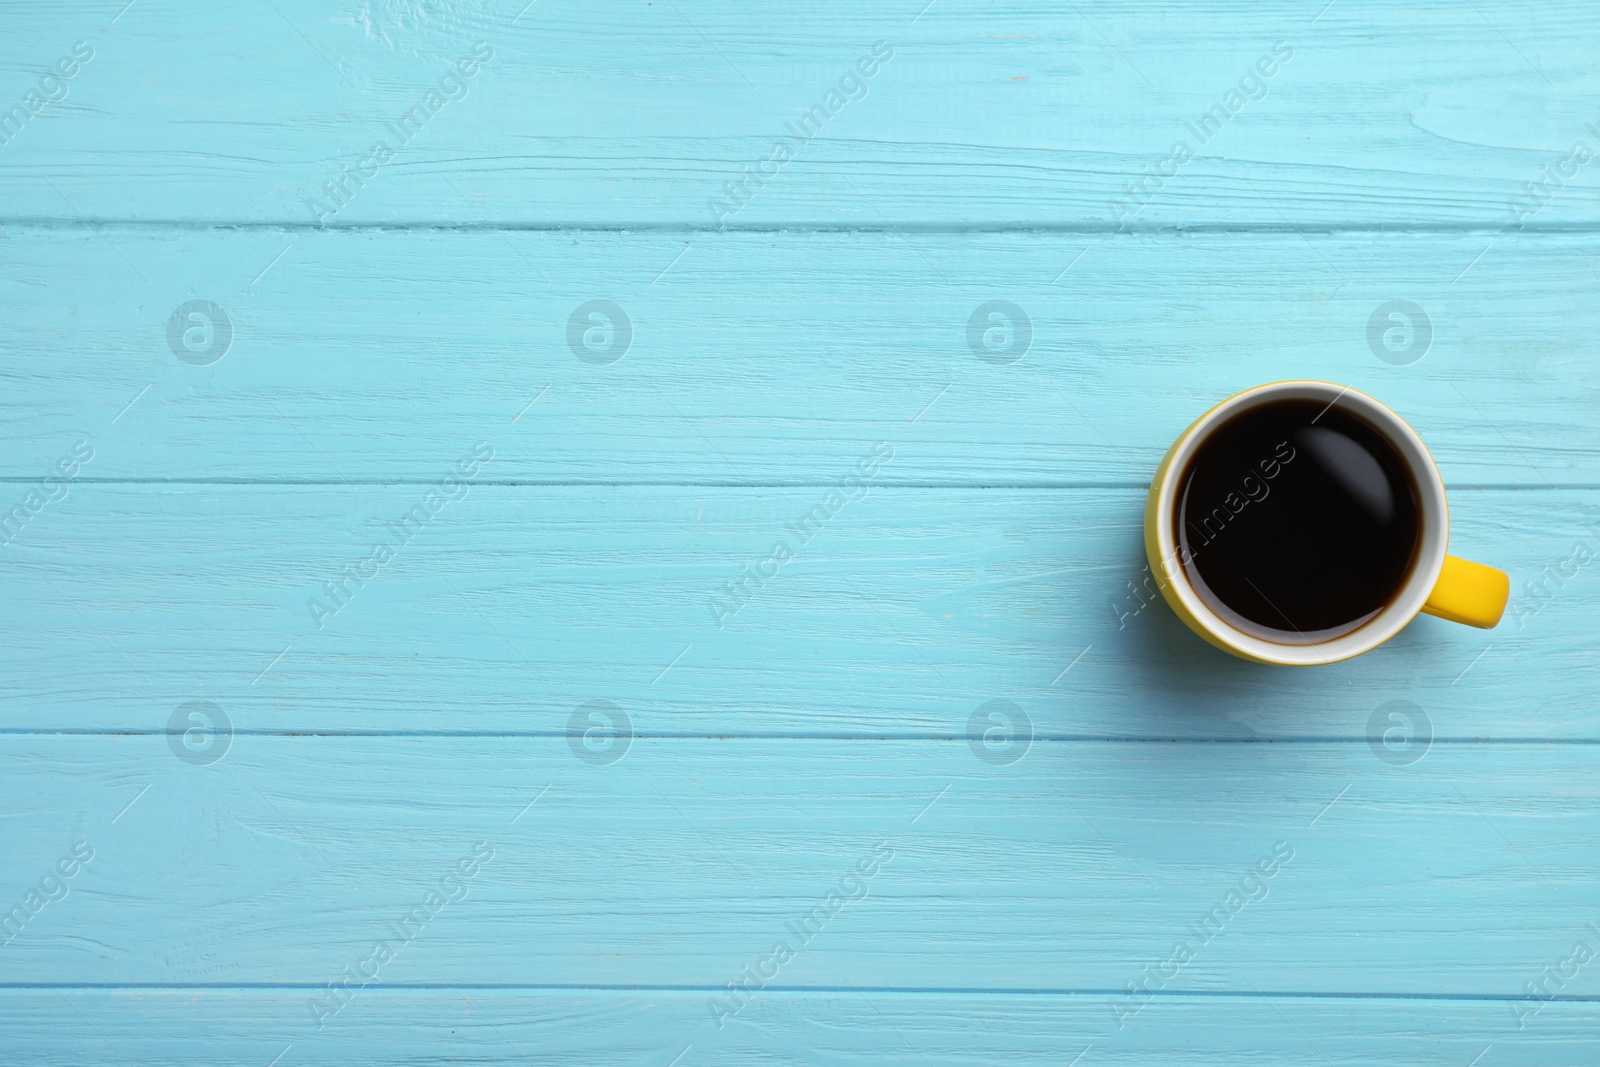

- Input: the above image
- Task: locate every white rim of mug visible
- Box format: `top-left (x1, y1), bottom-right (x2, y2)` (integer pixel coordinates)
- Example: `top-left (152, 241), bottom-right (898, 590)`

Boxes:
top-left (1152, 381), bottom-right (1449, 666)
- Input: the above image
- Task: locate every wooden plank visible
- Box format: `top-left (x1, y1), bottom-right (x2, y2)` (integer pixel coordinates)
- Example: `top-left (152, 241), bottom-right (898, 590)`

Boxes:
top-left (4, 229), bottom-right (1598, 485)
top-left (1, 736), bottom-right (1595, 993)
top-left (1, 485), bottom-right (1593, 736)
top-left (2, 989), bottom-right (1595, 1066)
top-left (2, 2), bottom-right (1598, 226)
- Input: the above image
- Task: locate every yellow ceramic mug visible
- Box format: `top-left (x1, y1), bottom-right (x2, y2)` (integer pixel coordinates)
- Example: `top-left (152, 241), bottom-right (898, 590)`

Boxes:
top-left (1144, 381), bottom-right (1509, 665)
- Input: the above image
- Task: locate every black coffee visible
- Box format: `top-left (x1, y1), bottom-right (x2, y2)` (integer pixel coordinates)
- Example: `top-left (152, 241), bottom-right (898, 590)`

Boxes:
top-left (1173, 398), bottom-right (1421, 643)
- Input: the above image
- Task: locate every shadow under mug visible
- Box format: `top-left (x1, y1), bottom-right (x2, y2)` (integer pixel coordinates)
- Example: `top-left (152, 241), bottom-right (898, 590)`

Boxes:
top-left (1144, 381), bottom-right (1509, 666)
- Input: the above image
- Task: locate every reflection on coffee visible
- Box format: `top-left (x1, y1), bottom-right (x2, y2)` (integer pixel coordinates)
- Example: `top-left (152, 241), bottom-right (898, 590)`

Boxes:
top-left (1174, 399), bottom-right (1421, 643)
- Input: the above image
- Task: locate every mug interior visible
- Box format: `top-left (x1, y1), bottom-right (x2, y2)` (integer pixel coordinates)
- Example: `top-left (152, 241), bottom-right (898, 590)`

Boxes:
top-left (1152, 381), bottom-right (1449, 666)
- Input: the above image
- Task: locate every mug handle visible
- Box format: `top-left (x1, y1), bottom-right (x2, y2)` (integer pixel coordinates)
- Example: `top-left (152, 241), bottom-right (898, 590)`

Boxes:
top-left (1421, 556), bottom-right (1510, 628)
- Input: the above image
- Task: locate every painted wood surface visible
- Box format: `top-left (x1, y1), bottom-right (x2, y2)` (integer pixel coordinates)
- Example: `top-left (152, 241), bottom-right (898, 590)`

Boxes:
top-left (3, 737), bottom-right (1596, 993)
top-left (3, 0), bottom-right (1598, 1063)
top-left (2, 2), bottom-right (1598, 227)
top-left (6, 991), bottom-right (1600, 1067)
top-left (3, 230), bottom-right (1598, 485)
top-left (1, 486), bottom-right (1594, 737)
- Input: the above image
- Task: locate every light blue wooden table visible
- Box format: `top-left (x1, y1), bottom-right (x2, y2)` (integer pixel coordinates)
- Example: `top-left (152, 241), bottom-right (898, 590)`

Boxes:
top-left (3, 2), bottom-right (1598, 1063)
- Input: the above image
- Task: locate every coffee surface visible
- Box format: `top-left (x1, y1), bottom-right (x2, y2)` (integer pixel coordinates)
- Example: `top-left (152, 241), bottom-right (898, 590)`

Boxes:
top-left (1174, 399), bottom-right (1421, 642)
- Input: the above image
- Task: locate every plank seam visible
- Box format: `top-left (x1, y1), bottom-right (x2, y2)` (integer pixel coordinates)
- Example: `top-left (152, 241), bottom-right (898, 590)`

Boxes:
top-left (1, 733), bottom-right (1594, 743)
top-left (10, 220), bottom-right (1600, 235)
top-left (1, 481), bottom-right (1593, 491)
top-left (6, 984), bottom-right (1598, 1002)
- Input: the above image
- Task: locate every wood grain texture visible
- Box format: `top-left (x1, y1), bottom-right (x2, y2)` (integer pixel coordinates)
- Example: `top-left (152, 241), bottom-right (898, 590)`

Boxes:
top-left (5, 990), bottom-right (1598, 1066)
top-left (1, 736), bottom-right (1596, 994)
top-left (2, 485), bottom-right (1592, 736)
top-left (2, 1), bottom-right (1597, 227)
top-left (3, 229), bottom-right (1598, 484)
